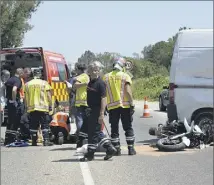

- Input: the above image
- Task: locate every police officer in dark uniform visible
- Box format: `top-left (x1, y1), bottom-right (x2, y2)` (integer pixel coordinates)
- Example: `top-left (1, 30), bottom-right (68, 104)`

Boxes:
top-left (78, 61), bottom-right (117, 161)
top-left (4, 68), bottom-right (24, 145)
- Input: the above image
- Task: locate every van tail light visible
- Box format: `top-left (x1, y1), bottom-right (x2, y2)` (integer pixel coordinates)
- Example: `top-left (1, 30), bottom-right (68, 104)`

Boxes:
top-left (169, 83), bottom-right (176, 104)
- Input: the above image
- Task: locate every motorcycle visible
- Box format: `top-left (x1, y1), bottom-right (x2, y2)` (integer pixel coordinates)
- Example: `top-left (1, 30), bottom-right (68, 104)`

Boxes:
top-left (155, 118), bottom-right (207, 152)
top-left (149, 120), bottom-right (186, 138)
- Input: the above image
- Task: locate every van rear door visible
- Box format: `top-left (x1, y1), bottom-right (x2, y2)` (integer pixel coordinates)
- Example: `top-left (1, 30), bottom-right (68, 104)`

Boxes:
top-left (0, 47), bottom-right (48, 80)
top-left (168, 30), bottom-right (213, 122)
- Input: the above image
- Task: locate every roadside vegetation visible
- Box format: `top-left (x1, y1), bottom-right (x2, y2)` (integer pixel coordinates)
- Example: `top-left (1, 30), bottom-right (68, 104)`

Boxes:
top-left (76, 27), bottom-right (190, 101)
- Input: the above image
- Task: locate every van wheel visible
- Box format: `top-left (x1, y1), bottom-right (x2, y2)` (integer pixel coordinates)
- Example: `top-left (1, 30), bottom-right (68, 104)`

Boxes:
top-left (194, 111), bottom-right (214, 144)
top-left (159, 96), bottom-right (166, 111)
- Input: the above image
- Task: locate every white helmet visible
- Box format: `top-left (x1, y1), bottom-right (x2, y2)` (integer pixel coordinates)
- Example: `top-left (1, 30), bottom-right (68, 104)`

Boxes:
top-left (113, 57), bottom-right (126, 71)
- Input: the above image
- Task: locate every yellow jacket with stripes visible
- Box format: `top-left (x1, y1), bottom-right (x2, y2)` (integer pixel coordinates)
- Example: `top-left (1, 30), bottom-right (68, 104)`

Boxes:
top-left (103, 70), bottom-right (132, 110)
top-left (24, 78), bottom-right (52, 113)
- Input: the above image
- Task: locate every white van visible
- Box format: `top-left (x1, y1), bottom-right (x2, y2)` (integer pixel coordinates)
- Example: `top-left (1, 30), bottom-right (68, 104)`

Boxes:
top-left (167, 29), bottom-right (213, 132)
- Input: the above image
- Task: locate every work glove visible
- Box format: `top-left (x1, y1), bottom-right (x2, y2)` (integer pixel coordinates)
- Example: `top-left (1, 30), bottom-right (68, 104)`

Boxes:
top-left (130, 105), bottom-right (135, 116)
top-left (85, 108), bottom-right (91, 117)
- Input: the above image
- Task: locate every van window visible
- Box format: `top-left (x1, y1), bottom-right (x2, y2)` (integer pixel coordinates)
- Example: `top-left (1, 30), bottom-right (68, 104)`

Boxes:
top-left (1, 52), bottom-right (43, 76)
top-left (56, 63), bottom-right (67, 81)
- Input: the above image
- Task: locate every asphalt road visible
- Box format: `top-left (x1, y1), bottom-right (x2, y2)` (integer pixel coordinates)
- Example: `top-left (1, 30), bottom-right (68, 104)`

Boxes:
top-left (1, 102), bottom-right (213, 185)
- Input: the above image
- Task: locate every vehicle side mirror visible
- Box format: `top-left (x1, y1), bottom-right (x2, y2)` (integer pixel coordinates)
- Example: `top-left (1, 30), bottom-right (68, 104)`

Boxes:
top-left (163, 86), bottom-right (169, 89)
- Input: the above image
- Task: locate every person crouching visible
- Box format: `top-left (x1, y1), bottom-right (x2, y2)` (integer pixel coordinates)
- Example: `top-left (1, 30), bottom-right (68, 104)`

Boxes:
top-left (49, 105), bottom-right (71, 145)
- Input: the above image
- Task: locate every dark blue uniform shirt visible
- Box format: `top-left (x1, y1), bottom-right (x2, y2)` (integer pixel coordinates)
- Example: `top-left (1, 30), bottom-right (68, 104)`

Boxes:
top-left (87, 77), bottom-right (106, 107)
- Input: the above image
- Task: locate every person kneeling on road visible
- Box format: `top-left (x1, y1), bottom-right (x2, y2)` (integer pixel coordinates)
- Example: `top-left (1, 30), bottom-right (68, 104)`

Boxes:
top-left (49, 105), bottom-right (71, 145)
top-left (77, 61), bottom-right (117, 162)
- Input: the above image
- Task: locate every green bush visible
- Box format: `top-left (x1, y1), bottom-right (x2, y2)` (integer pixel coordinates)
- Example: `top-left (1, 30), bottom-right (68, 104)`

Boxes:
top-left (132, 76), bottom-right (169, 101)
top-left (127, 59), bottom-right (169, 79)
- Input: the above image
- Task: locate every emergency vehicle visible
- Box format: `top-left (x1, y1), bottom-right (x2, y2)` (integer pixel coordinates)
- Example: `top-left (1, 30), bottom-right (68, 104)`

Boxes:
top-left (0, 47), bottom-right (71, 125)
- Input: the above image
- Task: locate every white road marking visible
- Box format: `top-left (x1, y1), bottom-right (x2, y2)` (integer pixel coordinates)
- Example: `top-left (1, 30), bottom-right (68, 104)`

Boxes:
top-left (71, 121), bottom-right (95, 185)
top-left (77, 154), bottom-right (95, 185)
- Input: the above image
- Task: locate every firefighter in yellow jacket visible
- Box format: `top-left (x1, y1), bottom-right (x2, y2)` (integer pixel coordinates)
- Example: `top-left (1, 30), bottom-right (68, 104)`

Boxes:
top-left (24, 69), bottom-right (53, 146)
top-left (73, 63), bottom-right (90, 147)
top-left (49, 105), bottom-right (71, 145)
top-left (103, 57), bottom-right (136, 156)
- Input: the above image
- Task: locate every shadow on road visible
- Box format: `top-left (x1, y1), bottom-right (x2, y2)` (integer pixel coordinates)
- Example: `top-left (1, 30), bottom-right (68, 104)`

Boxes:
top-left (136, 138), bottom-right (159, 145)
top-left (153, 110), bottom-right (167, 113)
top-left (49, 147), bottom-right (76, 151)
top-left (52, 157), bottom-right (114, 162)
top-left (52, 158), bottom-right (79, 162)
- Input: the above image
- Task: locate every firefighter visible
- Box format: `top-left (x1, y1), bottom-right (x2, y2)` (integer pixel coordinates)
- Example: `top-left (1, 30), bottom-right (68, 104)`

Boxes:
top-left (19, 67), bottom-right (33, 141)
top-left (78, 61), bottom-right (117, 161)
top-left (4, 68), bottom-right (24, 145)
top-left (49, 105), bottom-right (71, 145)
top-left (23, 67), bottom-right (33, 83)
top-left (103, 57), bottom-right (136, 156)
top-left (73, 63), bottom-right (90, 141)
top-left (24, 69), bottom-right (53, 146)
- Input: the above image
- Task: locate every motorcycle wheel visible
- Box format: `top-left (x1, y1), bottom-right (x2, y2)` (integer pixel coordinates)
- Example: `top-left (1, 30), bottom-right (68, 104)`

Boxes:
top-left (156, 138), bottom-right (187, 152)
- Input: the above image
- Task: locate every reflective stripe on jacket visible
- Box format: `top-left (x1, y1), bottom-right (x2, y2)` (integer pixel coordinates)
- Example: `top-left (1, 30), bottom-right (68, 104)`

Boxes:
top-left (19, 78), bottom-right (25, 99)
top-left (25, 79), bottom-right (52, 113)
top-left (104, 70), bottom-right (132, 110)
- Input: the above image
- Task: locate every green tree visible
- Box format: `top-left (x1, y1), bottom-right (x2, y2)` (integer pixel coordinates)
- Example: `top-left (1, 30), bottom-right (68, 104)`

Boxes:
top-left (141, 27), bottom-right (191, 70)
top-left (96, 52), bottom-right (121, 73)
top-left (141, 44), bottom-right (152, 59)
top-left (1, 0), bottom-right (42, 48)
top-left (77, 50), bottom-right (96, 66)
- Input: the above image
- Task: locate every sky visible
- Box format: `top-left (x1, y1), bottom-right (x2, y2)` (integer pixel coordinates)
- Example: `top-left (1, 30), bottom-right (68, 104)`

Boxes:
top-left (23, 1), bottom-right (213, 64)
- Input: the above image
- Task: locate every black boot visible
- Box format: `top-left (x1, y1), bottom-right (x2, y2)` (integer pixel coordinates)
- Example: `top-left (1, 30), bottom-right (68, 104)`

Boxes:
top-left (32, 136), bottom-right (37, 146)
top-left (31, 133), bottom-right (38, 146)
top-left (43, 139), bottom-right (54, 146)
top-left (128, 146), bottom-right (136, 155)
top-left (80, 149), bottom-right (95, 162)
top-left (113, 146), bottom-right (121, 156)
top-left (50, 134), bottom-right (55, 142)
top-left (76, 138), bottom-right (84, 148)
top-left (42, 130), bottom-right (54, 146)
top-left (4, 133), bottom-right (15, 146)
top-left (104, 145), bottom-right (117, 160)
